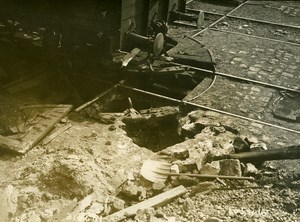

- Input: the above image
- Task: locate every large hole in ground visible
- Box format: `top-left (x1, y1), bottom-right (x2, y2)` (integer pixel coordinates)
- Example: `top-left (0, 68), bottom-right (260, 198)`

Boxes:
top-left (82, 87), bottom-right (187, 152)
top-left (122, 107), bottom-right (184, 152)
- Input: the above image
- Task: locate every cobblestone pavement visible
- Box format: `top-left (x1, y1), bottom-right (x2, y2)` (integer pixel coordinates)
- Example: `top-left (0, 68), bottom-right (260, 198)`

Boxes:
top-left (213, 17), bottom-right (300, 44)
top-left (194, 30), bottom-right (300, 89)
top-left (184, 76), bottom-right (300, 131)
top-left (231, 1), bottom-right (300, 26)
top-left (170, 0), bottom-right (300, 148)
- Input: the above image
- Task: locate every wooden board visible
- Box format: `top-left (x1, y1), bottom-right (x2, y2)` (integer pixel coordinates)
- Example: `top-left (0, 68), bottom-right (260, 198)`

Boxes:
top-left (104, 185), bottom-right (187, 222)
top-left (0, 105), bottom-right (73, 154)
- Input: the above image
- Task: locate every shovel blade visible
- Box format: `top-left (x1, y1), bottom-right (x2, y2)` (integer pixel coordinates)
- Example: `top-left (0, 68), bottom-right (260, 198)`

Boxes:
top-left (140, 160), bottom-right (172, 183)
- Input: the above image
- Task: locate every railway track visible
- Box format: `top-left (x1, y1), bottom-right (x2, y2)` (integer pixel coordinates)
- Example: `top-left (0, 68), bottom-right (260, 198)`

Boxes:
top-left (168, 1), bottom-right (300, 135)
top-left (118, 0), bottom-right (300, 137)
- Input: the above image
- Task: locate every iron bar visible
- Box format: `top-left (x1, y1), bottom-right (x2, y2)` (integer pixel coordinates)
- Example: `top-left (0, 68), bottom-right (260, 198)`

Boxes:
top-left (170, 62), bottom-right (300, 94)
top-left (120, 84), bottom-right (300, 135)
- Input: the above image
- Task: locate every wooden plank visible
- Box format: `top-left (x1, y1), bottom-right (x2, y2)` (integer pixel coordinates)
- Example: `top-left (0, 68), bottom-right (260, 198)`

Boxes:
top-left (0, 135), bottom-right (22, 153)
top-left (0, 105), bottom-right (73, 154)
top-left (75, 86), bottom-right (117, 112)
top-left (18, 106), bottom-right (73, 154)
top-left (104, 185), bottom-right (187, 222)
top-left (42, 123), bottom-right (72, 145)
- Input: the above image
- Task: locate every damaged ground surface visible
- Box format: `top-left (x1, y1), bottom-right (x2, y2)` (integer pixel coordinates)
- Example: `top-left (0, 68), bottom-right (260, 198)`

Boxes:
top-left (0, 0), bottom-right (300, 222)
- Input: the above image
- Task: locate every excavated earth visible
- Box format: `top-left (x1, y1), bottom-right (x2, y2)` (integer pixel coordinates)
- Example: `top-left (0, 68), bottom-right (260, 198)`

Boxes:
top-left (0, 1), bottom-right (300, 222)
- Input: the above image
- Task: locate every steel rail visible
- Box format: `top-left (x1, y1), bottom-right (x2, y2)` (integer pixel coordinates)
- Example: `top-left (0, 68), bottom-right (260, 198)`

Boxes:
top-left (120, 84), bottom-right (300, 135)
top-left (209, 28), bottom-right (300, 47)
top-left (170, 62), bottom-right (300, 94)
top-left (192, 0), bottom-right (249, 37)
top-left (227, 15), bottom-right (300, 30)
top-left (186, 8), bottom-right (300, 29)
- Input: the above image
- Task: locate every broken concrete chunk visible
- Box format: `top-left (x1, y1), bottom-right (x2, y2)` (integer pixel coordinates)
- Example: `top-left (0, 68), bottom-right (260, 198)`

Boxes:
top-left (189, 182), bottom-right (218, 197)
top-left (182, 198), bottom-right (195, 212)
top-left (171, 175), bottom-right (198, 187)
top-left (219, 159), bottom-right (242, 177)
top-left (233, 137), bottom-right (250, 153)
top-left (200, 161), bottom-right (220, 175)
top-left (173, 160), bottom-right (197, 173)
top-left (111, 198), bottom-right (125, 213)
top-left (244, 163), bottom-right (259, 176)
top-left (204, 217), bottom-right (223, 222)
top-left (120, 181), bottom-right (147, 201)
top-left (172, 147), bottom-right (190, 160)
top-left (152, 182), bottom-right (166, 193)
top-left (212, 126), bottom-right (226, 134)
top-left (250, 142), bottom-right (268, 152)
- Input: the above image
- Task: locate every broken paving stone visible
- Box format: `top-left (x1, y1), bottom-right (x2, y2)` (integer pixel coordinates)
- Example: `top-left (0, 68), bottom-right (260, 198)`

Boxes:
top-left (180, 122), bottom-right (206, 138)
top-left (233, 137), bottom-right (250, 153)
top-left (219, 159), bottom-right (242, 177)
top-left (152, 182), bottom-right (166, 193)
top-left (212, 126), bottom-right (226, 134)
top-left (40, 209), bottom-right (54, 220)
top-left (172, 147), bottom-right (190, 160)
top-left (111, 198), bottom-right (125, 213)
top-left (120, 181), bottom-right (147, 201)
top-left (135, 208), bottom-right (156, 222)
top-left (108, 125), bottom-right (116, 131)
top-left (244, 163), bottom-right (259, 176)
top-left (171, 175), bottom-right (198, 187)
top-left (250, 142), bottom-right (267, 151)
top-left (105, 141), bottom-right (111, 145)
top-left (189, 182), bottom-right (218, 197)
top-left (173, 160), bottom-right (197, 173)
top-left (182, 198), bottom-right (194, 212)
top-left (200, 161), bottom-right (220, 175)
top-left (204, 217), bottom-right (223, 222)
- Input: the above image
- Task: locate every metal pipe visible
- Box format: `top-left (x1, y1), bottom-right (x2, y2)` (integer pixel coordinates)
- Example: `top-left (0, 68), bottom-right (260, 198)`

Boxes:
top-left (120, 84), bottom-right (300, 134)
top-left (170, 62), bottom-right (300, 94)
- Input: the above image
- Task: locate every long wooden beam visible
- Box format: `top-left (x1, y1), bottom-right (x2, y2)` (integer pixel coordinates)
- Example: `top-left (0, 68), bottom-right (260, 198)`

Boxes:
top-left (103, 185), bottom-right (187, 222)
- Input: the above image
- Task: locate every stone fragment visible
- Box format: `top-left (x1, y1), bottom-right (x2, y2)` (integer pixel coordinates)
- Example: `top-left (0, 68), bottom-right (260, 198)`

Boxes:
top-left (120, 181), bottom-right (147, 201)
top-left (219, 159), bottom-right (242, 177)
top-left (170, 164), bottom-right (180, 173)
top-left (135, 208), bottom-right (156, 222)
top-left (172, 147), bottom-right (190, 160)
top-left (182, 198), bottom-right (194, 212)
top-left (200, 161), bottom-right (220, 175)
top-left (108, 125), bottom-right (116, 131)
top-left (171, 176), bottom-right (198, 187)
top-left (205, 217), bottom-right (223, 222)
top-left (189, 182), bottom-right (218, 196)
top-left (152, 182), bottom-right (166, 193)
top-left (173, 160), bottom-right (197, 173)
top-left (111, 198), bottom-right (125, 213)
top-left (233, 137), bottom-right (250, 153)
top-left (250, 142), bottom-right (267, 151)
top-left (244, 163), bottom-right (259, 176)
top-left (212, 126), bottom-right (226, 134)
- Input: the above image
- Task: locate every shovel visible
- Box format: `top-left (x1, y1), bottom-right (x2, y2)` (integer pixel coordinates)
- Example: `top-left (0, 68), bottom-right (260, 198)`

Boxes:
top-left (140, 160), bottom-right (254, 183)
